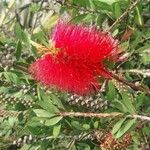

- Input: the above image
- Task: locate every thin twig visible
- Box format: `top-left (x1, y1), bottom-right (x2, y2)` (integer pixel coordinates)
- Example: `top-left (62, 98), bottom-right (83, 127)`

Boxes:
top-left (13, 64), bottom-right (28, 73)
top-left (1, 1), bottom-right (41, 26)
top-left (120, 69), bottom-right (150, 77)
top-left (139, 36), bottom-right (150, 44)
top-left (56, 0), bottom-right (102, 14)
top-left (55, 0), bottom-right (113, 21)
top-left (108, 0), bottom-right (141, 31)
top-left (31, 0), bottom-right (45, 34)
top-left (58, 111), bottom-right (150, 122)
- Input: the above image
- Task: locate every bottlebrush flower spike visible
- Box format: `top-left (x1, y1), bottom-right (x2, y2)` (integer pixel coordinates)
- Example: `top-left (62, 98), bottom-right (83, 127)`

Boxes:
top-left (29, 22), bottom-right (119, 95)
top-left (52, 22), bottom-right (118, 63)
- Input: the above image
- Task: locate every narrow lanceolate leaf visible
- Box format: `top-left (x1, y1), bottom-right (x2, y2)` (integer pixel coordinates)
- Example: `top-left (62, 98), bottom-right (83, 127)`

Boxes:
top-left (112, 118), bottom-right (127, 135)
top-left (37, 91), bottom-right (59, 113)
top-left (120, 91), bottom-right (136, 113)
top-left (53, 124), bottom-right (61, 138)
top-left (112, 2), bottom-right (122, 19)
top-left (33, 109), bottom-right (54, 118)
top-left (44, 116), bottom-right (62, 126)
top-left (15, 23), bottom-right (23, 40)
top-left (115, 118), bottom-right (137, 138)
top-left (135, 6), bottom-right (143, 26)
top-left (16, 40), bottom-right (22, 61)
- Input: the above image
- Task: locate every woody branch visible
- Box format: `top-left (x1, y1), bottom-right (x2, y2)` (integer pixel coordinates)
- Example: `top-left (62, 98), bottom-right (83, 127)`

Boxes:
top-left (58, 111), bottom-right (150, 122)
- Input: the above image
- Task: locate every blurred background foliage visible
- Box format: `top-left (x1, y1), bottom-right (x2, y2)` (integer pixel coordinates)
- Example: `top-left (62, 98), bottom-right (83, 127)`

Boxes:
top-left (0, 0), bottom-right (150, 149)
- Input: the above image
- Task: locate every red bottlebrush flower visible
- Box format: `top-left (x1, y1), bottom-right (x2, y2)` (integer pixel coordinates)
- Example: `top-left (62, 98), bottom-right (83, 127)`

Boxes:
top-left (29, 54), bottom-right (109, 95)
top-left (29, 22), bottom-right (119, 95)
top-left (52, 22), bottom-right (118, 63)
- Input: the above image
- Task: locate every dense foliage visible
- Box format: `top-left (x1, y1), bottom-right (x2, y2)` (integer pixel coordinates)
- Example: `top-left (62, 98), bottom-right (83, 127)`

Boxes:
top-left (0, 0), bottom-right (150, 149)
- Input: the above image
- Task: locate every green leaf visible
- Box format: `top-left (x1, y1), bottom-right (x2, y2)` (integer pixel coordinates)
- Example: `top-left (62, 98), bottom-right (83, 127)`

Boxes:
top-left (21, 30), bottom-right (30, 46)
top-left (93, 0), bottom-right (111, 11)
top-left (33, 109), bottom-right (54, 118)
top-left (0, 87), bottom-right (9, 93)
top-left (141, 53), bottom-right (150, 64)
top-left (40, 140), bottom-right (49, 150)
top-left (112, 118), bottom-right (127, 135)
top-left (107, 81), bottom-right (117, 100)
top-left (71, 121), bottom-right (85, 130)
top-left (16, 40), bottom-right (22, 61)
top-left (72, 0), bottom-right (87, 7)
top-left (38, 100), bottom-right (59, 114)
top-left (37, 90), bottom-right (59, 113)
top-left (15, 23), bottom-right (23, 39)
top-left (94, 121), bottom-right (99, 129)
top-left (120, 91), bottom-right (136, 113)
top-left (71, 14), bottom-right (95, 23)
top-left (97, 0), bottom-right (118, 5)
top-left (50, 93), bottom-right (64, 109)
top-left (29, 3), bottom-right (40, 13)
top-left (53, 124), bottom-right (61, 138)
top-left (88, 0), bottom-right (96, 9)
top-left (130, 31), bottom-right (142, 49)
top-left (3, 72), bottom-right (20, 84)
top-left (37, 86), bottom-right (42, 101)
top-left (143, 127), bottom-right (150, 137)
top-left (136, 45), bottom-right (150, 53)
top-left (82, 124), bottom-right (90, 130)
top-left (134, 6), bottom-right (143, 26)
top-left (112, 100), bottom-right (128, 112)
top-left (8, 117), bottom-right (18, 127)
top-left (15, 23), bottom-right (30, 46)
top-left (115, 118), bottom-right (136, 138)
top-left (33, 14), bottom-right (58, 34)
top-left (112, 2), bottom-right (122, 19)
top-left (45, 116), bottom-right (62, 126)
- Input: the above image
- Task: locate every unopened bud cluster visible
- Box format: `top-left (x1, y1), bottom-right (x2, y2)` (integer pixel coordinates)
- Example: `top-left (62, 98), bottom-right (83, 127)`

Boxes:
top-left (68, 94), bottom-right (109, 111)
top-left (10, 131), bottom-right (96, 149)
top-left (0, 79), bottom-right (37, 96)
top-left (0, 44), bottom-right (15, 70)
top-left (0, 109), bottom-right (20, 118)
top-left (112, 79), bottom-right (133, 100)
top-left (100, 132), bottom-right (132, 150)
top-left (11, 135), bottom-right (35, 148)
top-left (112, 79), bottom-right (130, 93)
top-left (75, 132), bottom-right (96, 141)
top-left (0, 93), bottom-right (35, 107)
top-left (20, 84), bottom-right (36, 96)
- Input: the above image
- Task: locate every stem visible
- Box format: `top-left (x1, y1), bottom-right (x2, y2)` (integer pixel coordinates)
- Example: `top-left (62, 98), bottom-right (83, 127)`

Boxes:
top-left (122, 69), bottom-right (150, 77)
top-left (2, 0), bottom-right (41, 26)
top-left (58, 112), bottom-right (122, 118)
top-left (56, 0), bottom-right (102, 15)
top-left (31, 0), bottom-right (44, 34)
top-left (108, 0), bottom-right (141, 31)
top-left (111, 73), bottom-right (150, 96)
top-left (13, 64), bottom-right (28, 73)
top-left (129, 114), bottom-right (150, 122)
top-left (58, 111), bottom-right (150, 122)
